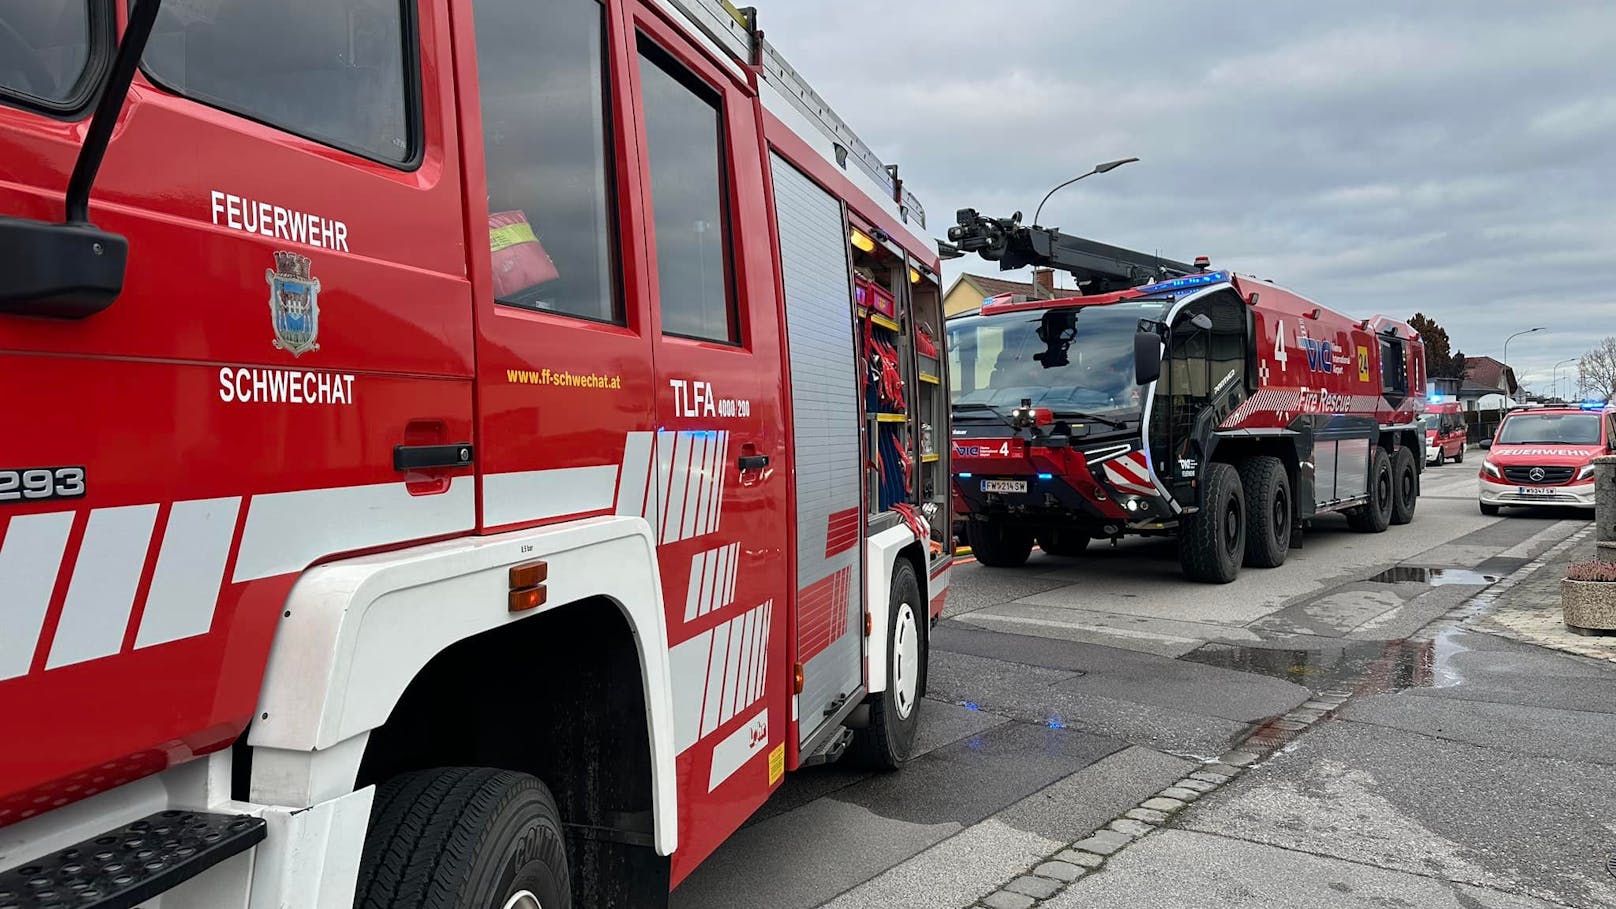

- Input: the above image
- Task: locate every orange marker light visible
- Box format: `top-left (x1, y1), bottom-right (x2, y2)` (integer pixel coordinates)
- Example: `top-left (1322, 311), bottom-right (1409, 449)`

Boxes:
top-left (509, 586), bottom-right (547, 612)
top-left (793, 663), bottom-right (805, 694)
top-left (865, 612), bottom-right (873, 636)
top-left (509, 560), bottom-right (548, 589)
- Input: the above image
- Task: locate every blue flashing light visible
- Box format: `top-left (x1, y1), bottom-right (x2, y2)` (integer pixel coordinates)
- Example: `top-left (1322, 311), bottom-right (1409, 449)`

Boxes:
top-left (1038, 473), bottom-right (1054, 480)
top-left (957, 472), bottom-right (974, 479)
top-left (1581, 400), bottom-right (1611, 411)
top-left (1134, 270), bottom-right (1231, 296)
top-left (1429, 393), bottom-right (1445, 403)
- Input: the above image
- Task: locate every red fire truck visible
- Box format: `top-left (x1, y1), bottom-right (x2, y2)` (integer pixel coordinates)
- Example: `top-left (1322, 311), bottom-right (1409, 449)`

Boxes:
top-left (0, 1), bottom-right (954, 906)
top-left (944, 211), bottom-right (1426, 582)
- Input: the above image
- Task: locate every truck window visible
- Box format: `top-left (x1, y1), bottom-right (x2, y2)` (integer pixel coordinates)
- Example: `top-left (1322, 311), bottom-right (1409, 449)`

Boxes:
top-left (473, 0), bottom-right (620, 322)
top-left (0, 3), bottom-right (101, 112)
top-left (142, 0), bottom-right (414, 164)
top-left (1379, 337), bottom-right (1407, 394)
top-left (638, 45), bottom-right (738, 344)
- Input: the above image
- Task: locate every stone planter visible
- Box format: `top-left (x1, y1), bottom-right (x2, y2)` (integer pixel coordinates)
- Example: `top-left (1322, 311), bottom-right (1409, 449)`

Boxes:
top-left (1562, 578), bottom-right (1616, 635)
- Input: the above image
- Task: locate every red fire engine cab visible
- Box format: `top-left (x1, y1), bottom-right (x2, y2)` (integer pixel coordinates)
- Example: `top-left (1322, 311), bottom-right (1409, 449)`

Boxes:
top-left (943, 210), bottom-right (1426, 583)
top-left (0, 1), bottom-right (953, 906)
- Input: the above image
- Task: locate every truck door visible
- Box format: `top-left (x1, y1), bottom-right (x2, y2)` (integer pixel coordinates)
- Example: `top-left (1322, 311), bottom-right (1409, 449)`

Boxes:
top-left (0, 0), bottom-right (472, 815)
top-left (627, 19), bottom-right (789, 877)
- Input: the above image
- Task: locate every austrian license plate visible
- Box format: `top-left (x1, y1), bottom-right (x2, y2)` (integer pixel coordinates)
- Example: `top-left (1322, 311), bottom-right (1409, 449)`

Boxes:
top-left (981, 479), bottom-right (1027, 494)
top-left (1517, 486), bottom-right (1556, 496)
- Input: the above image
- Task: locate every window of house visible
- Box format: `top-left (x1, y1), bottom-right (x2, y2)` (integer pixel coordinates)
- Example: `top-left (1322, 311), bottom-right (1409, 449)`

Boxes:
top-left (0, 3), bottom-right (103, 112)
top-left (142, 0), bottom-right (415, 164)
top-left (473, 0), bottom-right (620, 321)
top-left (637, 44), bottom-right (737, 344)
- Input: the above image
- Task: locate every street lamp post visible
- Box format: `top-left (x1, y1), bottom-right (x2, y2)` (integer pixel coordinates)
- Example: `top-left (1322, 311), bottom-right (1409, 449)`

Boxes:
top-left (1502, 327), bottom-right (1544, 405)
top-left (1031, 157), bottom-right (1140, 228)
top-left (1553, 357), bottom-right (1578, 402)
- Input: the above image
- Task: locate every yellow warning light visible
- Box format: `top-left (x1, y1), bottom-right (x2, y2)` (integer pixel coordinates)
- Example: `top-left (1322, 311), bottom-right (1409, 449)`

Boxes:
top-left (908, 267), bottom-right (921, 284)
top-left (850, 228), bottom-right (876, 253)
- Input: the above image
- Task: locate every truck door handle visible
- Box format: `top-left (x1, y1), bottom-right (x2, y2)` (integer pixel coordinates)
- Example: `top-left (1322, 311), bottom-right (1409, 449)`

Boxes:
top-left (737, 454), bottom-right (770, 470)
top-left (394, 444), bottom-right (474, 471)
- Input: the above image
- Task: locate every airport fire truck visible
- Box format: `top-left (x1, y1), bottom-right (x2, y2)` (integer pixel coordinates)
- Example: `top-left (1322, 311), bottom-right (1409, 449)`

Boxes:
top-left (944, 210), bottom-right (1426, 582)
top-left (0, 1), bottom-right (954, 906)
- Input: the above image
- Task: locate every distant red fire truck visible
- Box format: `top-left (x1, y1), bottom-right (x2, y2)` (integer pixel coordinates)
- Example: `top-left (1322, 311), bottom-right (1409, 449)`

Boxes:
top-left (944, 211), bottom-right (1426, 582)
top-left (0, 1), bottom-right (953, 905)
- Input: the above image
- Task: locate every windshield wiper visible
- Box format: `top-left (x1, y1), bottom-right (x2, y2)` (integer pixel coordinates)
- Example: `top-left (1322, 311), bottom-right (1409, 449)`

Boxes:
top-left (952, 402), bottom-right (1015, 427)
top-left (1051, 409), bottom-right (1130, 430)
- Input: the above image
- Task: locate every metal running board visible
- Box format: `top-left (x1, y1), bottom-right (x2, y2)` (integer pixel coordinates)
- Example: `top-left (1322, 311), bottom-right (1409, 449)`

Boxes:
top-left (0, 810), bottom-right (265, 909)
top-left (799, 726), bottom-right (855, 767)
top-left (661, 0), bottom-right (927, 229)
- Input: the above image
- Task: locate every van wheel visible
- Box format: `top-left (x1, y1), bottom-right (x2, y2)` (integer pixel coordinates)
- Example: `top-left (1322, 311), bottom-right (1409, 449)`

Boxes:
top-left (1390, 447), bottom-right (1418, 526)
top-left (1179, 462), bottom-right (1244, 583)
top-left (1480, 502), bottom-right (1501, 516)
top-left (356, 768), bottom-right (570, 909)
top-left (1434, 448), bottom-right (1444, 466)
top-left (1238, 456), bottom-right (1290, 568)
top-left (1036, 529), bottom-right (1090, 557)
top-left (966, 519), bottom-right (1033, 567)
top-left (1453, 445), bottom-right (1464, 464)
top-left (1347, 448), bottom-right (1393, 533)
top-left (851, 559), bottom-right (923, 769)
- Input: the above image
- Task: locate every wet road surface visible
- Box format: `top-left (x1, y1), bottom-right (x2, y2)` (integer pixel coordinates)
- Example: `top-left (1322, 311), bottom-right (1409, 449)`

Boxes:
top-left (675, 464), bottom-right (1605, 908)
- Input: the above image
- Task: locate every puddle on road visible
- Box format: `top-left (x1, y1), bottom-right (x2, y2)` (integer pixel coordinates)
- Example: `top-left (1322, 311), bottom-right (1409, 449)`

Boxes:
top-left (1182, 629), bottom-right (1469, 693)
top-left (1365, 566), bottom-right (1501, 585)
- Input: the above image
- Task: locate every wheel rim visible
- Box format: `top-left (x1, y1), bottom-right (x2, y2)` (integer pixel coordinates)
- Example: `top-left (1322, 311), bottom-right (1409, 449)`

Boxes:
top-left (893, 603), bottom-right (920, 720)
top-left (1377, 468), bottom-right (1392, 511)
top-left (1273, 487), bottom-right (1290, 546)
top-left (1223, 497), bottom-right (1241, 554)
top-left (1399, 466), bottom-right (1415, 504)
top-left (504, 891), bottom-right (543, 909)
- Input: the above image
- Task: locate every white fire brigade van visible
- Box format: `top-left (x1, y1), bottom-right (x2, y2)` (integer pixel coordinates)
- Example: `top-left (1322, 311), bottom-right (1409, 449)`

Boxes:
top-left (0, 1), bottom-right (953, 906)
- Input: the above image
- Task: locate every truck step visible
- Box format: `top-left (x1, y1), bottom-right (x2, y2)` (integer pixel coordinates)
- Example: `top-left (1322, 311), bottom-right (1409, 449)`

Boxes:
top-left (799, 727), bottom-right (855, 767)
top-left (0, 810), bottom-right (265, 909)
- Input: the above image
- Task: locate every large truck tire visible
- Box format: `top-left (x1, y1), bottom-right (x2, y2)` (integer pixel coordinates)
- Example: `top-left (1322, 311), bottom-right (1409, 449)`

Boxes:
top-left (966, 519), bottom-right (1034, 567)
top-left (1347, 447), bottom-right (1393, 533)
top-left (356, 768), bottom-right (570, 909)
top-left (1179, 462), bottom-right (1245, 584)
top-left (1390, 447), bottom-right (1418, 526)
top-left (1238, 456), bottom-right (1291, 568)
top-left (851, 559), bottom-right (923, 769)
top-left (1036, 529), bottom-right (1090, 557)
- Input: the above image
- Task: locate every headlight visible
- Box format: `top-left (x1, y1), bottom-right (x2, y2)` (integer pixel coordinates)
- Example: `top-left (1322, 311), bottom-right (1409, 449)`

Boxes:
top-left (1484, 459), bottom-right (1501, 478)
top-left (1577, 463), bottom-right (1596, 481)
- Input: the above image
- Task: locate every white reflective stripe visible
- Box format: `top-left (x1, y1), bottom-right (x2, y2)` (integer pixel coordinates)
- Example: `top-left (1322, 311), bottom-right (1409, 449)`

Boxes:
top-left (700, 621), bottom-right (731, 738)
top-left (700, 544), bottom-right (720, 617)
top-left (684, 548), bottom-right (708, 623)
top-left (725, 541), bottom-right (739, 603)
top-left (616, 432), bottom-right (655, 518)
top-left (663, 435), bottom-right (693, 543)
top-left (722, 608), bottom-right (747, 723)
top-left (707, 708), bottom-right (768, 792)
top-left (680, 433), bottom-right (709, 541)
top-left (733, 608), bottom-right (755, 721)
top-left (669, 628), bottom-right (712, 752)
top-left (234, 478), bottom-right (473, 582)
top-left (654, 431), bottom-right (678, 538)
top-left (484, 466), bottom-right (618, 528)
top-left (0, 512), bottom-right (75, 680)
top-left (136, 497), bottom-right (242, 649)
top-left (706, 433), bottom-right (729, 535)
top-left (47, 504), bottom-right (160, 669)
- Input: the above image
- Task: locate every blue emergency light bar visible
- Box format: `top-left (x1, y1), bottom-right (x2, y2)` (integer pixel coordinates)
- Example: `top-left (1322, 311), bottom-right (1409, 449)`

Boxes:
top-left (1134, 270), bottom-right (1231, 296)
top-left (1580, 400), bottom-right (1611, 411)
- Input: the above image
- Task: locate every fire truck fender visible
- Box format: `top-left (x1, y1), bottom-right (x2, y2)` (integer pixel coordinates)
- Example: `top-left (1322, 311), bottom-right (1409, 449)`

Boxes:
top-left (864, 523), bottom-right (925, 695)
top-left (245, 514), bottom-right (679, 856)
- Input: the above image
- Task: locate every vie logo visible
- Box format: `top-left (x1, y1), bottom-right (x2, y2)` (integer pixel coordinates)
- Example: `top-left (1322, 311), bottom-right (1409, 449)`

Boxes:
top-left (747, 717), bottom-right (768, 747)
top-left (1300, 335), bottom-right (1335, 373)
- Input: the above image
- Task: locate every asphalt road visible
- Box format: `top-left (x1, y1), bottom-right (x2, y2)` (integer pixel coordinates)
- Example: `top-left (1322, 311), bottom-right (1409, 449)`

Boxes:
top-left (674, 463), bottom-right (1605, 909)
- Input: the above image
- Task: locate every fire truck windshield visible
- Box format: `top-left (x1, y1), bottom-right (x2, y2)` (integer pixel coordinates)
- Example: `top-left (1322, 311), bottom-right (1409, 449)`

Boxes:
top-left (948, 300), bottom-right (1168, 419)
top-left (1495, 412), bottom-right (1601, 445)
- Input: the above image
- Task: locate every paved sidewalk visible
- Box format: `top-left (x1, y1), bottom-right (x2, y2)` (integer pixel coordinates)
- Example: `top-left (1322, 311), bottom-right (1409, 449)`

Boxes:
top-left (1473, 526), bottom-right (1616, 663)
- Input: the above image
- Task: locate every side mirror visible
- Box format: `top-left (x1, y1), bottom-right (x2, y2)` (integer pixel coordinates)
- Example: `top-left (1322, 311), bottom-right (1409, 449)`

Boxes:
top-left (1479, 439), bottom-right (1492, 449)
top-left (1134, 332), bottom-right (1162, 386)
top-left (1190, 313), bottom-right (1213, 331)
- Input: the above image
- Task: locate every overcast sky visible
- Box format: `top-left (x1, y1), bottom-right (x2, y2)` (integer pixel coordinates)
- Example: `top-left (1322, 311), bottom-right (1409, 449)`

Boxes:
top-left (758, 0), bottom-right (1616, 397)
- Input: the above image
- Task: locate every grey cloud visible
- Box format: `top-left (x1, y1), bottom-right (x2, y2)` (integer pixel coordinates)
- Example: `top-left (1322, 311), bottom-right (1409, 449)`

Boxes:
top-left (756, 0), bottom-right (1616, 392)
